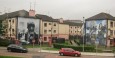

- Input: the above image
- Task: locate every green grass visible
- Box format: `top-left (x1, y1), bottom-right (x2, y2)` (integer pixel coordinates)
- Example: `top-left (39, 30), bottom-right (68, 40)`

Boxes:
top-left (23, 44), bottom-right (60, 51)
top-left (42, 47), bottom-right (59, 51)
top-left (23, 44), bottom-right (40, 48)
top-left (23, 44), bottom-right (49, 48)
top-left (0, 56), bottom-right (22, 58)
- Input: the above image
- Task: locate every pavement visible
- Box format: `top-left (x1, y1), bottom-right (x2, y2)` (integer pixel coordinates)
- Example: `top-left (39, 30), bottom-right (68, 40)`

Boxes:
top-left (40, 50), bottom-right (115, 57)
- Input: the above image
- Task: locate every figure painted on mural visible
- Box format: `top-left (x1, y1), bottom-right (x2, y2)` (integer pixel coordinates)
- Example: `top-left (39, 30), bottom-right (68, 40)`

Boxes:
top-left (97, 23), bottom-right (106, 46)
top-left (86, 21), bottom-right (97, 45)
top-left (25, 22), bottom-right (38, 44)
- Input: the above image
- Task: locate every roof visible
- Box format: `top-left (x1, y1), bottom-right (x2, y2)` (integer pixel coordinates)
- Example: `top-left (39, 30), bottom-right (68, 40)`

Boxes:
top-left (65, 20), bottom-right (83, 23)
top-left (35, 14), bottom-right (58, 22)
top-left (63, 21), bottom-right (83, 26)
top-left (0, 10), bottom-right (29, 20)
top-left (86, 12), bottom-right (114, 21)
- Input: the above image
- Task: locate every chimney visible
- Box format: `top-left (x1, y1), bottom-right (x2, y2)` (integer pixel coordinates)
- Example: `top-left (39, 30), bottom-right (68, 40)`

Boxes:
top-left (29, 9), bottom-right (35, 17)
top-left (59, 18), bottom-right (63, 23)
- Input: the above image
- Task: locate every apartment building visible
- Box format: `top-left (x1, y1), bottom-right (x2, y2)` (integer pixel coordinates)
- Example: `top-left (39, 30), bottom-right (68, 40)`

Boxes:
top-left (0, 10), bottom-right (29, 39)
top-left (0, 10), bottom-right (40, 44)
top-left (36, 15), bottom-right (69, 45)
top-left (63, 20), bottom-right (83, 40)
top-left (85, 12), bottom-right (115, 47)
top-left (0, 9), bottom-right (83, 45)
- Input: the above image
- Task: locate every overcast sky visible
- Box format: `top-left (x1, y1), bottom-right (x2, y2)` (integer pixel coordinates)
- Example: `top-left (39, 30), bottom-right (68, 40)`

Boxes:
top-left (0, 0), bottom-right (115, 20)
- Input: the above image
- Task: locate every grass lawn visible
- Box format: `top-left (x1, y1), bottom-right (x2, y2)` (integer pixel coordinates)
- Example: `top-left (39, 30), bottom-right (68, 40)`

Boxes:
top-left (23, 44), bottom-right (49, 48)
top-left (23, 44), bottom-right (60, 51)
top-left (42, 47), bottom-right (59, 51)
top-left (23, 44), bottom-right (40, 48)
top-left (0, 56), bottom-right (22, 58)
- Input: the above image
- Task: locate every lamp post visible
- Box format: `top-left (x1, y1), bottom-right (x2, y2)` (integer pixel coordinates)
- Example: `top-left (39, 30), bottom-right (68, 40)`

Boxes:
top-left (39, 37), bottom-right (42, 52)
top-left (83, 17), bottom-right (85, 52)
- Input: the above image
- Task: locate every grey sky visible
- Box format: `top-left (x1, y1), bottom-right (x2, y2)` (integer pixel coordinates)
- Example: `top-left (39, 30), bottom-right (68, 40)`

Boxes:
top-left (0, 0), bottom-right (115, 20)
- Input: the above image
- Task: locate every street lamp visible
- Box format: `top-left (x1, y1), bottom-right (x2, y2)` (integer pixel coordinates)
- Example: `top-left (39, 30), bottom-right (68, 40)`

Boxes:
top-left (83, 17), bottom-right (85, 52)
top-left (39, 37), bottom-right (42, 52)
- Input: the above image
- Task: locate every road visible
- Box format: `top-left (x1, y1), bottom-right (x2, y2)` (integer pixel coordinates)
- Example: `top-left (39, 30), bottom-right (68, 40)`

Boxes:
top-left (0, 47), bottom-right (114, 58)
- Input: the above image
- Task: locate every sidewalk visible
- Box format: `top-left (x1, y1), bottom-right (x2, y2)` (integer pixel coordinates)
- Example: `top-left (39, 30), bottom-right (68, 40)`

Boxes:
top-left (40, 50), bottom-right (114, 57)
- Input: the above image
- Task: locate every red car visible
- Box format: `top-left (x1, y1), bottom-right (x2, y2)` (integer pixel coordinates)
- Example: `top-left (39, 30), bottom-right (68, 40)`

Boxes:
top-left (59, 48), bottom-right (81, 57)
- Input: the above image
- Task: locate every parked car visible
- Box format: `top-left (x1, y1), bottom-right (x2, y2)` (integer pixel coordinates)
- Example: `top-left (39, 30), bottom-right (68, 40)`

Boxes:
top-left (59, 48), bottom-right (81, 57)
top-left (7, 44), bottom-right (28, 53)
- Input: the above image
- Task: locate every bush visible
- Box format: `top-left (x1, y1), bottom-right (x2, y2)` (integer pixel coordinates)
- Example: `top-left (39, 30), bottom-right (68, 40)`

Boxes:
top-left (53, 43), bottom-right (95, 52)
top-left (0, 39), bottom-right (10, 47)
top-left (112, 47), bottom-right (115, 53)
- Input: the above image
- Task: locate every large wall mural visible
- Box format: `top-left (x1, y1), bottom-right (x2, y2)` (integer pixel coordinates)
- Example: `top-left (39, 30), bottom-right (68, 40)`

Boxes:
top-left (85, 20), bottom-right (107, 46)
top-left (17, 17), bottom-right (40, 44)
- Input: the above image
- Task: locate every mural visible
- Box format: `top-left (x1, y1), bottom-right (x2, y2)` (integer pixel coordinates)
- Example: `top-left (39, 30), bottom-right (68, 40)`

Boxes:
top-left (17, 17), bottom-right (40, 44)
top-left (85, 20), bottom-right (107, 46)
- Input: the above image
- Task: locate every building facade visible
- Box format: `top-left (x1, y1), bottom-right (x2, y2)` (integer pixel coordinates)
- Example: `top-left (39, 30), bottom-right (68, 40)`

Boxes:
top-left (36, 15), bottom-right (70, 45)
top-left (0, 9), bottom-right (83, 45)
top-left (85, 12), bottom-right (115, 47)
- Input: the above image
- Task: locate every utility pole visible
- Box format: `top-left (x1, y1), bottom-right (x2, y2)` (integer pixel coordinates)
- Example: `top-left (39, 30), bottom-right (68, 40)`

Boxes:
top-left (83, 17), bottom-right (85, 52)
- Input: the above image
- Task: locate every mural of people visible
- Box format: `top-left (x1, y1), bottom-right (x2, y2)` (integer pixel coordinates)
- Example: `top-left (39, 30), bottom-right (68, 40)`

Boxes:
top-left (17, 17), bottom-right (39, 44)
top-left (25, 22), bottom-right (38, 44)
top-left (86, 20), bottom-right (107, 46)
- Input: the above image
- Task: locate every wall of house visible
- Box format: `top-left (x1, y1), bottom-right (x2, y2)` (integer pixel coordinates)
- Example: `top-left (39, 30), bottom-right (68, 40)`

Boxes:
top-left (107, 20), bottom-right (115, 46)
top-left (41, 21), bottom-right (58, 42)
top-left (58, 24), bottom-right (69, 40)
top-left (40, 21), bottom-right (69, 42)
top-left (69, 26), bottom-right (82, 36)
top-left (6, 17), bottom-right (17, 39)
top-left (107, 20), bottom-right (115, 38)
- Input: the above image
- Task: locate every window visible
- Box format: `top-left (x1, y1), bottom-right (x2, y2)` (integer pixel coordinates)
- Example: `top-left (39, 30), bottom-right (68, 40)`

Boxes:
top-left (44, 37), bottom-right (47, 41)
top-left (110, 30), bottom-right (113, 35)
top-left (44, 30), bottom-right (47, 34)
top-left (49, 37), bottom-right (51, 39)
top-left (110, 39), bottom-right (113, 45)
top-left (9, 20), bottom-right (11, 22)
top-left (54, 23), bottom-right (56, 26)
top-left (49, 30), bottom-right (51, 32)
top-left (54, 30), bottom-right (56, 33)
top-left (75, 27), bottom-right (76, 29)
top-left (110, 21), bottom-right (113, 27)
top-left (12, 29), bottom-right (14, 32)
top-left (44, 23), bottom-right (47, 27)
top-left (75, 31), bottom-right (76, 33)
top-left (49, 23), bottom-right (51, 25)
top-left (12, 20), bottom-right (14, 23)
top-left (71, 31), bottom-right (72, 33)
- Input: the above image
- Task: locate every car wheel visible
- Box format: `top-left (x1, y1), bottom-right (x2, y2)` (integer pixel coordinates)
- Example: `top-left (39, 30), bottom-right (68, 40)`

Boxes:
top-left (60, 53), bottom-right (64, 56)
top-left (74, 54), bottom-right (78, 57)
top-left (8, 49), bottom-right (11, 52)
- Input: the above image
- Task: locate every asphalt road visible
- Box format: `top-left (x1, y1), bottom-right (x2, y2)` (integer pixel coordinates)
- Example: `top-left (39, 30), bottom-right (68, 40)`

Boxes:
top-left (0, 47), bottom-right (114, 58)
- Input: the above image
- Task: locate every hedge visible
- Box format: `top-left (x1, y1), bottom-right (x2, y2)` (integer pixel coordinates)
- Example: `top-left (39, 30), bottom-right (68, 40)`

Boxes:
top-left (53, 43), bottom-right (95, 52)
top-left (0, 39), bottom-right (10, 47)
